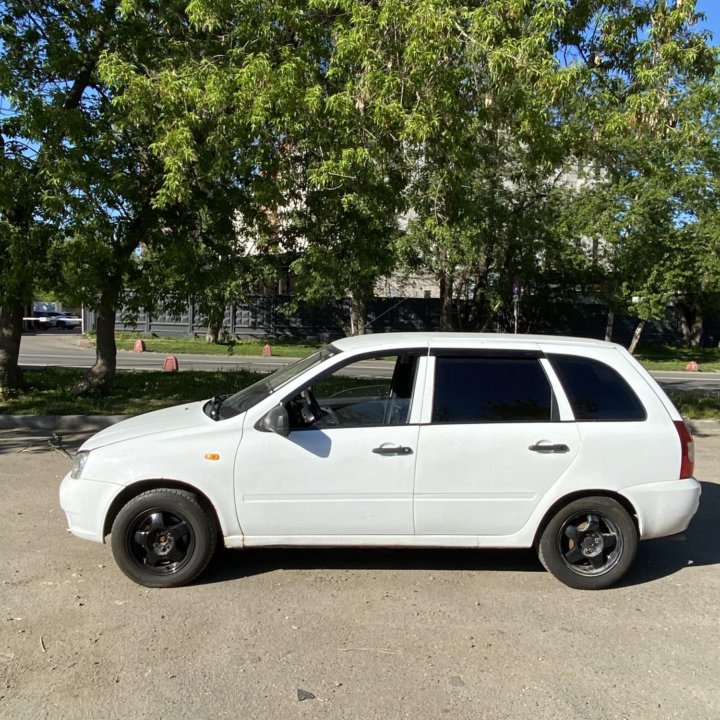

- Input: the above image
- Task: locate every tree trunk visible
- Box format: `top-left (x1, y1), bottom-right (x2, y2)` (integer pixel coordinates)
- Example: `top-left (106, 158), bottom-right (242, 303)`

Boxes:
top-left (335, 299), bottom-right (352, 337)
top-left (73, 281), bottom-right (119, 395)
top-left (0, 302), bottom-right (25, 397)
top-left (679, 306), bottom-right (692, 347)
top-left (678, 302), bottom-right (703, 348)
top-left (439, 272), bottom-right (454, 331)
top-left (205, 324), bottom-right (221, 344)
top-left (72, 197), bottom-right (158, 396)
top-left (205, 327), bottom-right (220, 343)
top-left (349, 296), bottom-right (367, 336)
top-left (203, 302), bottom-right (226, 343)
top-left (691, 312), bottom-right (703, 348)
top-left (604, 308), bottom-right (614, 342)
top-left (628, 320), bottom-right (646, 355)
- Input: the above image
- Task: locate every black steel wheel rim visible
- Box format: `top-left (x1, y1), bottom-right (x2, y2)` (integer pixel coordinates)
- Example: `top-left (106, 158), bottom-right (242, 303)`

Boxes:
top-left (126, 508), bottom-right (196, 575)
top-left (558, 511), bottom-right (624, 577)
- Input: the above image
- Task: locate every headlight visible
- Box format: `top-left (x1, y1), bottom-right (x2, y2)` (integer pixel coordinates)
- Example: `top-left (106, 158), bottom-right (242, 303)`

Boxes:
top-left (71, 451), bottom-right (90, 479)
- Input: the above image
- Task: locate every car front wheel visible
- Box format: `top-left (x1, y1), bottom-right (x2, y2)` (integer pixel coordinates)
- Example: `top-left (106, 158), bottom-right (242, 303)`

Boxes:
top-left (111, 488), bottom-right (217, 588)
top-left (537, 496), bottom-right (638, 590)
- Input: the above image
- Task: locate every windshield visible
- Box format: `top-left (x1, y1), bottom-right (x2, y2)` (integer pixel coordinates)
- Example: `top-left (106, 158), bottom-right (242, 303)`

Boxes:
top-left (216, 345), bottom-right (339, 420)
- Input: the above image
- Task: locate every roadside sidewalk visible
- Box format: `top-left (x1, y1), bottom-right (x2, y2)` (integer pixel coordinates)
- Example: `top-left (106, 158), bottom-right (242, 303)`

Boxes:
top-left (0, 415), bottom-right (128, 454)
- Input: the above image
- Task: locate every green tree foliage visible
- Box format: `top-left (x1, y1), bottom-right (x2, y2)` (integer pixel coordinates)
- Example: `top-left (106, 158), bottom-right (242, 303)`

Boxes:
top-left (0, 0), bottom-right (122, 395)
top-left (120, 0), bottom-right (715, 338)
top-left (2, 0), bottom-right (718, 403)
top-left (0, 1), bottom-right (195, 394)
top-left (556, 1), bottom-right (717, 348)
top-left (0, 0), bottom-right (249, 395)
top-left (104, 0), bottom-right (410, 335)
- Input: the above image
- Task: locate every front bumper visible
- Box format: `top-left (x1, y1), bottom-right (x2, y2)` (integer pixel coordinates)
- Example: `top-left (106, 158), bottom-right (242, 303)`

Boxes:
top-left (622, 478), bottom-right (701, 540)
top-left (59, 472), bottom-right (122, 543)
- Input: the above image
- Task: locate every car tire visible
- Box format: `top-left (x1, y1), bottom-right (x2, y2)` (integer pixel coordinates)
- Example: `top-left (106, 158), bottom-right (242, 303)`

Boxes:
top-left (111, 488), bottom-right (217, 588)
top-left (537, 496), bottom-right (638, 590)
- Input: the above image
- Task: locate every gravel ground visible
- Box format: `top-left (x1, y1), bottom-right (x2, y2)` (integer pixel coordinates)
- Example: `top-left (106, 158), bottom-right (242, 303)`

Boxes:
top-left (1, 429), bottom-right (719, 720)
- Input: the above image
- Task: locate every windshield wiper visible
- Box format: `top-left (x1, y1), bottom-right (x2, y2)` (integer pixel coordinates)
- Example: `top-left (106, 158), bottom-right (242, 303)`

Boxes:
top-left (207, 393), bottom-right (230, 421)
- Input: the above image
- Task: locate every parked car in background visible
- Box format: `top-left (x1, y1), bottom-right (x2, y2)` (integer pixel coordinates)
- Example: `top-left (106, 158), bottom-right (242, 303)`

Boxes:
top-left (60, 332), bottom-right (699, 590)
top-left (26, 310), bottom-right (59, 330)
top-left (22, 309), bottom-right (82, 331)
top-left (55, 312), bottom-right (82, 330)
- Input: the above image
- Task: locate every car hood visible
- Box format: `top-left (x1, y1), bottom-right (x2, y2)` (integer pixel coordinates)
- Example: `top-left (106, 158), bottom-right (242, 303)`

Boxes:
top-left (81, 401), bottom-right (211, 451)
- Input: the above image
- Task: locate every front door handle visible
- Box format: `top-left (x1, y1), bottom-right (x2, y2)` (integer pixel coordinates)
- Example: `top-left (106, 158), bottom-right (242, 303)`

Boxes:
top-left (529, 442), bottom-right (570, 454)
top-left (372, 445), bottom-right (413, 456)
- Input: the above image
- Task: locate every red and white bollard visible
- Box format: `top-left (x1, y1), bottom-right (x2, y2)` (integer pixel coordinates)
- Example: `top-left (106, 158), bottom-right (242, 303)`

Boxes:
top-left (162, 355), bottom-right (179, 372)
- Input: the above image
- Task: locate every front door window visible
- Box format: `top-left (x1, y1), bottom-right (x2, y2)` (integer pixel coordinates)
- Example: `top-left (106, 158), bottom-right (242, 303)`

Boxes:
top-left (286, 352), bottom-right (421, 430)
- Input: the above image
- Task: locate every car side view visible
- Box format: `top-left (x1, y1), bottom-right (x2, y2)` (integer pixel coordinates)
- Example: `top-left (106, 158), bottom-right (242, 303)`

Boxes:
top-left (59, 333), bottom-right (699, 590)
top-left (55, 312), bottom-right (82, 330)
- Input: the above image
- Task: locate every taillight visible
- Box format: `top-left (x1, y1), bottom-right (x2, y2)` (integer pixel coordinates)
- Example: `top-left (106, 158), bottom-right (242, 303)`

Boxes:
top-left (674, 421), bottom-right (695, 479)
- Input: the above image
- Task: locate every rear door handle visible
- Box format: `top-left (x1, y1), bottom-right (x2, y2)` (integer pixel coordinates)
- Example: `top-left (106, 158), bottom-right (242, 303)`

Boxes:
top-left (372, 445), bottom-right (413, 456)
top-left (529, 442), bottom-right (570, 454)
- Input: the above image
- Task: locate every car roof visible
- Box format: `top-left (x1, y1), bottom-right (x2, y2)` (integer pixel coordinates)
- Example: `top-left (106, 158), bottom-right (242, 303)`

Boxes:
top-left (331, 332), bottom-right (614, 354)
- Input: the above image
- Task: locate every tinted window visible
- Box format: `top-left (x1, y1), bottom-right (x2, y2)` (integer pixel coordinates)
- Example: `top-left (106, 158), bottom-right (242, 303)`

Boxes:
top-left (432, 357), bottom-right (553, 423)
top-left (549, 354), bottom-right (646, 421)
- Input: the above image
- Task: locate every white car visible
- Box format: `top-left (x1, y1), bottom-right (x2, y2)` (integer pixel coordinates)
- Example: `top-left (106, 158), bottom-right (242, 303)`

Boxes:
top-left (60, 333), bottom-right (699, 590)
top-left (55, 312), bottom-right (82, 330)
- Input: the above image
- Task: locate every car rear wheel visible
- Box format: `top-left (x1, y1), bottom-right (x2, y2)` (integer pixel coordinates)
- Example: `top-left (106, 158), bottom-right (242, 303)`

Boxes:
top-left (111, 488), bottom-right (216, 588)
top-left (537, 496), bottom-right (637, 590)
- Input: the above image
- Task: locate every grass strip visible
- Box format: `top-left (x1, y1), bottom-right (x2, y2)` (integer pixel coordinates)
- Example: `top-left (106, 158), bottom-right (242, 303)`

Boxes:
top-left (113, 333), bottom-right (321, 358)
top-left (635, 345), bottom-right (720, 372)
top-left (665, 389), bottom-right (720, 420)
top-left (1, 368), bottom-right (266, 416)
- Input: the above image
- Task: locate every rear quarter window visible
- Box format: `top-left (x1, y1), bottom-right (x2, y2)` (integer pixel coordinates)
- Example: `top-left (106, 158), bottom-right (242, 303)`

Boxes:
top-left (549, 354), bottom-right (646, 421)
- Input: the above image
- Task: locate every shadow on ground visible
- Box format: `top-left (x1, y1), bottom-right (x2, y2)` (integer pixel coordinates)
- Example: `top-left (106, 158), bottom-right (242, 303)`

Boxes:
top-left (620, 480), bottom-right (720, 587)
top-left (200, 546), bottom-right (544, 587)
top-left (199, 481), bottom-right (720, 590)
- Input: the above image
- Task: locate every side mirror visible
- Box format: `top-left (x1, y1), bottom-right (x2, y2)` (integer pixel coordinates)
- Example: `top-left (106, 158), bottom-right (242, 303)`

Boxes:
top-left (256, 405), bottom-right (290, 437)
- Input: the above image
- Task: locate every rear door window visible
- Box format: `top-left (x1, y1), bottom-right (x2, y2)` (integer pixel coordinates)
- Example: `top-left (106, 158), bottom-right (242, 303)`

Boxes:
top-left (431, 356), bottom-right (555, 423)
top-left (548, 354), bottom-right (646, 421)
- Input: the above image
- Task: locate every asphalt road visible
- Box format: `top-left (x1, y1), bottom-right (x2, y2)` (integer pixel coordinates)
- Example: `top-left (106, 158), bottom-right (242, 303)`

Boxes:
top-left (1, 428), bottom-right (719, 719)
top-left (18, 331), bottom-right (293, 374)
top-left (17, 331), bottom-right (720, 390)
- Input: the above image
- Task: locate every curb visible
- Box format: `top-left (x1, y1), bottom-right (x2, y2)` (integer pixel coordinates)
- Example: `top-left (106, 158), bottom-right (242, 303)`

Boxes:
top-left (0, 415), bottom-right (130, 432)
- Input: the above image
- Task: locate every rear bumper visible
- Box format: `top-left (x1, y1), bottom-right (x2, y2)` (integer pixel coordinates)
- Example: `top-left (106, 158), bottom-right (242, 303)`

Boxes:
top-left (621, 478), bottom-right (701, 540)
